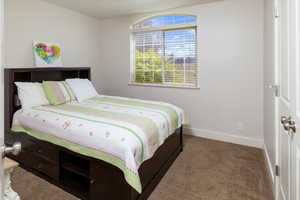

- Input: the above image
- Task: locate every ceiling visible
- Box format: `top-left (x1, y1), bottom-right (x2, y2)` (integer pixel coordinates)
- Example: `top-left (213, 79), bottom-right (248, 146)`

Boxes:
top-left (42, 0), bottom-right (221, 19)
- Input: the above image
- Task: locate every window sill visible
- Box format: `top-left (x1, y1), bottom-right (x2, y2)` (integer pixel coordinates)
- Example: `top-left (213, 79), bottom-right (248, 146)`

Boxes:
top-left (128, 82), bottom-right (200, 89)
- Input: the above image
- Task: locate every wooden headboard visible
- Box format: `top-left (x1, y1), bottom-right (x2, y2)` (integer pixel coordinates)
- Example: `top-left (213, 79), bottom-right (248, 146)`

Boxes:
top-left (4, 67), bottom-right (91, 139)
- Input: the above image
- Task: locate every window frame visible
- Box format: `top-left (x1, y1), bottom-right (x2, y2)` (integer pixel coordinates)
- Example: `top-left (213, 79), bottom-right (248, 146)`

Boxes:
top-left (129, 14), bottom-right (199, 89)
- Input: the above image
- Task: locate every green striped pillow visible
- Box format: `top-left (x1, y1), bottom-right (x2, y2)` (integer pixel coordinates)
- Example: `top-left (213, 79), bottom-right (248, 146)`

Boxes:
top-left (63, 81), bottom-right (76, 101)
top-left (42, 81), bottom-right (76, 105)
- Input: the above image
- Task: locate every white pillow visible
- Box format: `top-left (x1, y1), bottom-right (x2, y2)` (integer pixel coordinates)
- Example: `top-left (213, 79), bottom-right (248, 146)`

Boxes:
top-left (15, 82), bottom-right (49, 108)
top-left (65, 79), bottom-right (98, 102)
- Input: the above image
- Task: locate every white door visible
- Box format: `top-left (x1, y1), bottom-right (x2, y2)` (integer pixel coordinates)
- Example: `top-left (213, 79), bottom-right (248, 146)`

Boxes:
top-left (276, 0), bottom-right (291, 199)
top-left (290, 0), bottom-right (300, 199)
top-left (276, 0), bottom-right (300, 199)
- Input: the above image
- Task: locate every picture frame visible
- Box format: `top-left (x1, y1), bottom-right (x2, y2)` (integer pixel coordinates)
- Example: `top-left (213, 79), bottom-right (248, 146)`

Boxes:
top-left (33, 42), bottom-right (63, 67)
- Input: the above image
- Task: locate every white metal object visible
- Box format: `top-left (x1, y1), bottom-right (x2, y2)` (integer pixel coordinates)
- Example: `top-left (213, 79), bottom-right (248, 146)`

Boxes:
top-left (269, 84), bottom-right (280, 97)
top-left (274, 5), bottom-right (280, 18)
top-left (281, 116), bottom-right (296, 136)
top-left (1, 143), bottom-right (22, 158)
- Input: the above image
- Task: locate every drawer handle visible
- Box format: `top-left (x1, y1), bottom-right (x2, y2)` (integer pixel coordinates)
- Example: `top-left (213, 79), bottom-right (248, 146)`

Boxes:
top-left (37, 149), bottom-right (43, 154)
top-left (90, 180), bottom-right (95, 184)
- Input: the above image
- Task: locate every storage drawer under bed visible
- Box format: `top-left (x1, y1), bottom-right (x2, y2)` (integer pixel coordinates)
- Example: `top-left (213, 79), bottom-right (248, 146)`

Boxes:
top-left (11, 135), bottom-right (60, 181)
top-left (31, 155), bottom-right (59, 181)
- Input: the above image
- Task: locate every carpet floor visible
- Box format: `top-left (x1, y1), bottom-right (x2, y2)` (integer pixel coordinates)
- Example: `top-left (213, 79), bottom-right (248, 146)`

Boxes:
top-left (11, 136), bottom-right (274, 200)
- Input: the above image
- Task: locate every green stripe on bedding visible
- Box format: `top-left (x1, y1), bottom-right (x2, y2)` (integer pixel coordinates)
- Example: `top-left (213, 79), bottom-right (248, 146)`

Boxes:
top-left (11, 125), bottom-right (142, 193)
top-left (51, 104), bottom-right (160, 153)
top-left (87, 101), bottom-right (171, 134)
top-left (56, 104), bottom-right (160, 146)
top-left (91, 97), bottom-right (179, 131)
top-left (32, 106), bottom-right (145, 161)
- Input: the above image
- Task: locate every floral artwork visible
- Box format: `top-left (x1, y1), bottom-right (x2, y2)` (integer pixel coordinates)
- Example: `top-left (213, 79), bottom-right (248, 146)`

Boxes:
top-left (33, 42), bottom-right (63, 67)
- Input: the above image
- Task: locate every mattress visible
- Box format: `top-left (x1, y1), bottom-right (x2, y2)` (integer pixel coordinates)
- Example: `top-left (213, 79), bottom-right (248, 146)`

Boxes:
top-left (11, 95), bottom-right (184, 193)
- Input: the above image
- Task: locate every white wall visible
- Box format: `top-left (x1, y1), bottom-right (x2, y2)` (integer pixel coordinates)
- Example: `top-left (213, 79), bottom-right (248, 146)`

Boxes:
top-left (264, 0), bottom-right (276, 184)
top-left (4, 0), bottom-right (265, 148)
top-left (4, 0), bottom-right (104, 87)
top-left (96, 0), bottom-right (265, 147)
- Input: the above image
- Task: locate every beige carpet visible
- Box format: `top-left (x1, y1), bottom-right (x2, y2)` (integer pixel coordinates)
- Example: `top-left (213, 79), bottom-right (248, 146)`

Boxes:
top-left (11, 136), bottom-right (274, 200)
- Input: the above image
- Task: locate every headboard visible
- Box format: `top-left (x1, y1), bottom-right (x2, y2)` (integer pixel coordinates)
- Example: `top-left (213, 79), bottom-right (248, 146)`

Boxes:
top-left (4, 67), bottom-right (91, 137)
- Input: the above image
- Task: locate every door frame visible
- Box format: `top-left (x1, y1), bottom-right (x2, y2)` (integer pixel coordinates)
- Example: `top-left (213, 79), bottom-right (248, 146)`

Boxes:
top-left (274, 0), bottom-right (282, 199)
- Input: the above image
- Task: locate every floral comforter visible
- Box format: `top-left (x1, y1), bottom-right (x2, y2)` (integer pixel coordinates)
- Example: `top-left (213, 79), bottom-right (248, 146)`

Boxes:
top-left (11, 95), bottom-right (184, 193)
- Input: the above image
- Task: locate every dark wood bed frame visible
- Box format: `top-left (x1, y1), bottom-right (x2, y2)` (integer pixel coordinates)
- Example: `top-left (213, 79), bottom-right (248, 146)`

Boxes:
top-left (4, 67), bottom-right (183, 200)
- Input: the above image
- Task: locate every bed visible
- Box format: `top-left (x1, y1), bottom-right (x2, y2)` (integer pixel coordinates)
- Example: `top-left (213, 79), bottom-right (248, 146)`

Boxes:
top-left (4, 67), bottom-right (184, 200)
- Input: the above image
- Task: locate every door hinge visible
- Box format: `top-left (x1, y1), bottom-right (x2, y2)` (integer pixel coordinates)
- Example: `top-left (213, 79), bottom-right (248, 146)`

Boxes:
top-left (275, 165), bottom-right (280, 176)
top-left (275, 86), bottom-right (280, 97)
top-left (274, 5), bottom-right (280, 18)
top-left (269, 84), bottom-right (280, 97)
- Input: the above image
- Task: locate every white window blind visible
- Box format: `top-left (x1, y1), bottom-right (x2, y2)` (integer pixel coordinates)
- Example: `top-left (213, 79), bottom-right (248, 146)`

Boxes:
top-left (130, 15), bottom-right (198, 88)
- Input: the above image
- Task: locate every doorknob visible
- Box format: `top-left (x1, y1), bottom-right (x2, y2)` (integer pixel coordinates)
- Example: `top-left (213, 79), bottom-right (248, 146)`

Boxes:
top-left (281, 116), bottom-right (296, 135)
top-left (1, 142), bottom-right (22, 158)
top-left (281, 116), bottom-right (290, 124)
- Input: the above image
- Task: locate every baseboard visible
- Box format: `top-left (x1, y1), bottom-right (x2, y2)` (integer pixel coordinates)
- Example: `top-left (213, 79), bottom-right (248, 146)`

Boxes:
top-left (183, 127), bottom-right (264, 149)
top-left (263, 144), bottom-right (275, 184)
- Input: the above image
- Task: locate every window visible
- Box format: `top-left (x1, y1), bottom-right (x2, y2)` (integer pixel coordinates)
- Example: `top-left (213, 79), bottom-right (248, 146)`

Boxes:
top-left (130, 15), bottom-right (198, 88)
